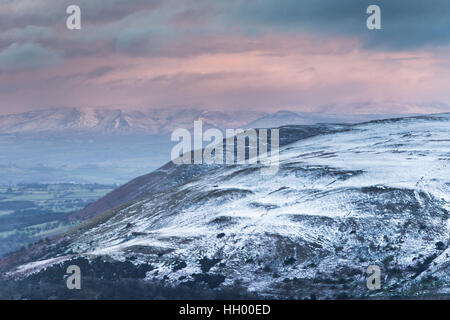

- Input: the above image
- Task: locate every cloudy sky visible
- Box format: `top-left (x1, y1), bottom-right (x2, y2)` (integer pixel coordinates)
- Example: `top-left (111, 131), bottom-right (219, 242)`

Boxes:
top-left (0, 0), bottom-right (450, 115)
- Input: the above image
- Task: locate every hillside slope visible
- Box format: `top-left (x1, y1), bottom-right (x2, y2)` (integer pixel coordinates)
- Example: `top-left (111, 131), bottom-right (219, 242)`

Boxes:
top-left (3, 114), bottom-right (450, 299)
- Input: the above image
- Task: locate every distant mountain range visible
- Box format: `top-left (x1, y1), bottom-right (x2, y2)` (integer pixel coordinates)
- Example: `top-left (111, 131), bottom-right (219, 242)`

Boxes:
top-left (0, 108), bottom-right (262, 135)
top-left (0, 107), bottom-right (416, 135)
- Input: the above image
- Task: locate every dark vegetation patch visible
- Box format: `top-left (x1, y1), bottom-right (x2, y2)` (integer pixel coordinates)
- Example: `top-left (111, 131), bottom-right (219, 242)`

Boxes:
top-left (0, 277), bottom-right (255, 300)
top-left (194, 188), bottom-right (253, 205)
top-left (263, 265), bottom-right (272, 273)
top-left (199, 257), bottom-right (221, 273)
top-left (208, 216), bottom-right (240, 227)
top-left (26, 257), bottom-right (154, 283)
top-left (222, 167), bottom-right (261, 180)
top-left (172, 260), bottom-right (187, 272)
top-left (286, 214), bottom-right (335, 226)
top-left (248, 202), bottom-right (279, 210)
top-left (282, 165), bottom-right (364, 182)
top-left (355, 187), bottom-right (448, 217)
top-left (435, 241), bottom-right (446, 251)
top-left (131, 232), bottom-right (148, 237)
top-left (189, 274), bottom-right (226, 289)
top-left (284, 257), bottom-right (296, 266)
top-left (410, 253), bottom-right (439, 277)
top-left (124, 245), bottom-right (174, 256)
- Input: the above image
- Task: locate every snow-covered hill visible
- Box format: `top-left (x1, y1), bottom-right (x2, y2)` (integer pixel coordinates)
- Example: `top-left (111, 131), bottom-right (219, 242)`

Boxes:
top-left (245, 110), bottom-right (416, 129)
top-left (3, 114), bottom-right (449, 299)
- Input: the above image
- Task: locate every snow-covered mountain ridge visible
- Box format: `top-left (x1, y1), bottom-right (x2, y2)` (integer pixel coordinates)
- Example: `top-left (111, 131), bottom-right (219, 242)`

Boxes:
top-left (2, 114), bottom-right (450, 299)
top-left (0, 108), bottom-right (264, 135)
top-left (0, 108), bottom-right (413, 135)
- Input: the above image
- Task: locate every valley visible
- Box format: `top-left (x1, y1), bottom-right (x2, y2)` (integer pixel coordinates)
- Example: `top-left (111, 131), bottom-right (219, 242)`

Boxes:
top-left (0, 183), bottom-right (115, 257)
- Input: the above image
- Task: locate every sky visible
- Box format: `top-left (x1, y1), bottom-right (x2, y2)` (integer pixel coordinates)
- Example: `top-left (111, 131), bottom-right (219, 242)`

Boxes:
top-left (0, 0), bottom-right (450, 115)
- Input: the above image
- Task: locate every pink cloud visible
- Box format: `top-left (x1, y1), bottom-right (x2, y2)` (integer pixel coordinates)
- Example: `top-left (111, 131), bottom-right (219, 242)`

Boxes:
top-left (0, 34), bottom-right (449, 115)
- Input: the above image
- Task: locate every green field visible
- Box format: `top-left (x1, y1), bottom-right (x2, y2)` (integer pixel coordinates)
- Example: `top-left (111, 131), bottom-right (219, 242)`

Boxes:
top-left (0, 183), bottom-right (115, 257)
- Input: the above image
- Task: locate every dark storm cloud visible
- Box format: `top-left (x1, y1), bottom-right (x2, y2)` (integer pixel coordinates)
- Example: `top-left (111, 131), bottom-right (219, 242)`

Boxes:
top-left (76, 0), bottom-right (165, 25)
top-left (232, 0), bottom-right (450, 50)
top-left (0, 42), bottom-right (60, 71)
top-left (0, 0), bottom-right (164, 29)
top-left (0, 0), bottom-right (216, 61)
top-left (83, 0), bottom-right (450, 53)
top-left (1, 0), bottom-right (450, 59)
